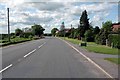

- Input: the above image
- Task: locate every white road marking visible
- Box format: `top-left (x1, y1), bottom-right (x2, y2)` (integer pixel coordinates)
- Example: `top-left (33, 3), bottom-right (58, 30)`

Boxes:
top-left (0, 64), bottom-right (13, 73)
top-left (58, 38), bottom-right (114, 79)
top-left (24, 49), bottom-right (36, 58)
top-left (38, 42), bottom-right (46, 49)
top-left (0, 42), bottom-right (47, 73)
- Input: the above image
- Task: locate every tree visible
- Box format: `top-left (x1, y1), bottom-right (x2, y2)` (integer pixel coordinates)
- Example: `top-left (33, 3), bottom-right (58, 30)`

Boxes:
top-left (31, 24), bottom-right (45, 37)
top-left (102, 21), bottom-right (112, 32)
top-left (85, 29), bottom-right (94, 42)
top-left (79, 10), bottom-right (90, 38)
top-left (51, 28), bottom-right (58, 36)
top-left (95, 21), bottom-right (112, 45)
top-left (15, 28), bottom-right (23, 36)
top-left (93, 26), bottom-right (100, 35)
top-left (95, 28), bottom-right (109, 45)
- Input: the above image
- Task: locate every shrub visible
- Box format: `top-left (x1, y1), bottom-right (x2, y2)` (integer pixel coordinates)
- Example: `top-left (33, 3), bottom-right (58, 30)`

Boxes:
top-left (85, 30), bottom-right (94, 42)
top-left (108, 34), bottom-right (120, 48)
top-left (95, 29), bottom-right (109, 45)
top-left (11, 35), bottom-right (16, 39)
top-left (29, 35), bottom-right (33, 39)
top-left (23, 32), bottom-right (33, 38)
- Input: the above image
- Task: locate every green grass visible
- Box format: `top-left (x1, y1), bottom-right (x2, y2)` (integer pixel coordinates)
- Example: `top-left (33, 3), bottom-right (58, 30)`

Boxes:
top-left (60, 37), bottom-right (119, 55)
top-left (0, 37), bottom-right (32, 47)
top-left (83, 45), bottom-right (118, 55)
top-left (10, 37), bottom-right (31, 42)
top-left (61, 37), bottom-right (82, 44)
top-left (105, 58), bottom-right (120, 64)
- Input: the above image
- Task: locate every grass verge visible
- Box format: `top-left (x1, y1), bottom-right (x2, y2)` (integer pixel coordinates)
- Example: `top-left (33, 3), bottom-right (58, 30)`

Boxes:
top-left (60, 37), bottom-right (119, 55)
top-left (105, 58), bottom-right (120, 64)
top-left (0, 37), bottom-right (32, 47)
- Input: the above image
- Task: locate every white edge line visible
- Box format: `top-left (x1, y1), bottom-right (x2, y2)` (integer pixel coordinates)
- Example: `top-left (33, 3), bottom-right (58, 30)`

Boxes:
top-left (0, 64), bottom-right (13, 73)
top-left (24, 49), bottom-right (36, 58)
top-left (58, 38), bottom-right (114, 79)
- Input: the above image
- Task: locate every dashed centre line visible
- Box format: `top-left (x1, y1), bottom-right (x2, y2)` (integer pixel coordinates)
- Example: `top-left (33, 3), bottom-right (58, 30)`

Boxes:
top-left (0, 42), bottom-right (46, 73)
top-left (23, 49), bottom-right (36, 58)
top-left (0, 64), bottom-right (13, 73)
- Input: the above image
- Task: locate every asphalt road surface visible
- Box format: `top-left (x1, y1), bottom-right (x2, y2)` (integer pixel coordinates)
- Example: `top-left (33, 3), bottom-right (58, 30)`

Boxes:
top-left (1, 37), bottom-right (110, 78)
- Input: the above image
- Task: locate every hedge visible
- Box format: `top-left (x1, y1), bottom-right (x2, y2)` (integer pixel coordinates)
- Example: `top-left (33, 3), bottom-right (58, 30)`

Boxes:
top-left (1, 39), bottom-right (31, 47)
top-left (108, 34), bottom-right (120, 49)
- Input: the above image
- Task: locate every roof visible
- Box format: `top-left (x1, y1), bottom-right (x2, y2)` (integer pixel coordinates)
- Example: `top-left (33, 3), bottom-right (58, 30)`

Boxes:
top-left (112, 22), bottom-right (120, 25)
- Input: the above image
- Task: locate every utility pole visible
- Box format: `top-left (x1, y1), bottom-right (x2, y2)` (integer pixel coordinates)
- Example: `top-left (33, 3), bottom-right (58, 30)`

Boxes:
top-left (7, 8), bottom-right (10, 42)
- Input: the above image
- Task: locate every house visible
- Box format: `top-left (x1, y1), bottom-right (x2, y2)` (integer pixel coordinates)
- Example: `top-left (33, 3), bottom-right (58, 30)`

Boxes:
top-left (112, 22), bottom-right (120, 32)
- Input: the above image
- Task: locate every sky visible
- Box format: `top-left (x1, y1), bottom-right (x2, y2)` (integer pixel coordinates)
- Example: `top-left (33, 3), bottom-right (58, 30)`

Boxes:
top-left (0, 0), bottom-right (119, 34)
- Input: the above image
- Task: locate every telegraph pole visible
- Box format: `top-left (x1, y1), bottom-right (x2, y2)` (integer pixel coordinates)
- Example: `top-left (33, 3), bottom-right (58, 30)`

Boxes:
top-left (7, 8), bottom-right (10, 42)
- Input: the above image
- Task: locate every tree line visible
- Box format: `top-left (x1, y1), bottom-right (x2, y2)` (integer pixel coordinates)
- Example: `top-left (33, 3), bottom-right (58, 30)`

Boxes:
top-left (51, 10), bottom-right (120, 48)
top-left (1, 24), bottom-right (45, 40)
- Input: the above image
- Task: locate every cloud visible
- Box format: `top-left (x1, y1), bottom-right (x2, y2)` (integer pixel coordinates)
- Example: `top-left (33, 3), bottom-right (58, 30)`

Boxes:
top-left (0, 1), bottom-right (118, 33)
top-left (31, 2), bottom-right (65, 11)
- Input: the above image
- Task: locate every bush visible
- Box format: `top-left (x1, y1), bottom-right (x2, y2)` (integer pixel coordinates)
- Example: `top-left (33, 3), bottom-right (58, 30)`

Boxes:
top-left (85, 30), bottom-right (94, 42)
top-left (23, 32), bottom-right (33, 38)
top-left (95, 29), bottom-right (109, 45)
top-left (1, 40), bottom-right (8, 43)
top-left (108, 34), bottom-right (120, 48)
top-left (29, 35), bottom-right (33, 40)
top-left (11, 35), bottom-right (16, 39)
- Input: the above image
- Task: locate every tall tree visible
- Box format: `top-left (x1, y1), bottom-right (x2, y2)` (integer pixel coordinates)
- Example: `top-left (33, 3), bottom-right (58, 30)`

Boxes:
top-left (79, 10), bottom-right (90, 37)
top-left (31, 24), bottom-right (45, 37)
top-left (51, 28), bottom-right (58, 36)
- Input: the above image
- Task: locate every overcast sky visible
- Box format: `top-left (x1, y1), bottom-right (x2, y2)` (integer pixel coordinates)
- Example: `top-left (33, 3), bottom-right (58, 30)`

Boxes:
top-left (0, 0), bottom-right (119, 34)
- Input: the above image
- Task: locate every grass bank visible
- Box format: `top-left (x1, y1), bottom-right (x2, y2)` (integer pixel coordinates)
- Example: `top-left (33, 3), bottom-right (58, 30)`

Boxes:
top-left (60, 37), bottom-right (118, 55)
top-left (105, 58), bottom-right (120, 64)
top-left (0, 37), bottom-right (32, 47)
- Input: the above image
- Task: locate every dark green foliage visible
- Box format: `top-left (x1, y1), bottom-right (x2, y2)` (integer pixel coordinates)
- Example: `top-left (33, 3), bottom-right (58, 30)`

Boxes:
top-left (93, 26), bottom-right (100, 35)
top-left (23, 32), bottom-right (33, 38)
top-left (95, 21), bottom-right (112, 45)
top-left (0, 34), bottom-right (8, 40)
top-left (102, 21), bottom-right (112, 32)
top-left (79, 10), bottom-right (90, 37)
top-left (11, 35), bottom-right (16, 39)
top-left (57, 31), bottom-right (65, 37)
top-left (15, 28), bottom-right (23, 36)
top-left (31, 24), bottom-right (45, 37)
top-left (51, 28), bottom-right (58, 36)
top-left (108, 34), bottom-right (120, 48)
top-left (85, 29), bottom-right (94, 42)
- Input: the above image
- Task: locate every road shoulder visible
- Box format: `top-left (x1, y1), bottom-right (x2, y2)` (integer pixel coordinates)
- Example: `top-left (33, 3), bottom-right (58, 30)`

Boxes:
top-left (59, 38), bottom-right (118, 78)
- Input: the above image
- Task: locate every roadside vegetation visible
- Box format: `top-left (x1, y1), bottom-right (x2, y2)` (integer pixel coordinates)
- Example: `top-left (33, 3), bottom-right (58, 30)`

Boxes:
top-left (51, 10), bottom-right (119, 56)
top-left (105, 58), bottom-right (120, 64)
top-left (0, 24), bottom-right (45, 47)
top-left (60, 37), bottom-right (118, 55)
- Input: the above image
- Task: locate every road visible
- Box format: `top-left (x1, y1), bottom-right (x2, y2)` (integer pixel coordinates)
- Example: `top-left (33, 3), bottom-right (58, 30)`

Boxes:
top-left (1, 37), bottom-right (111, 78)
